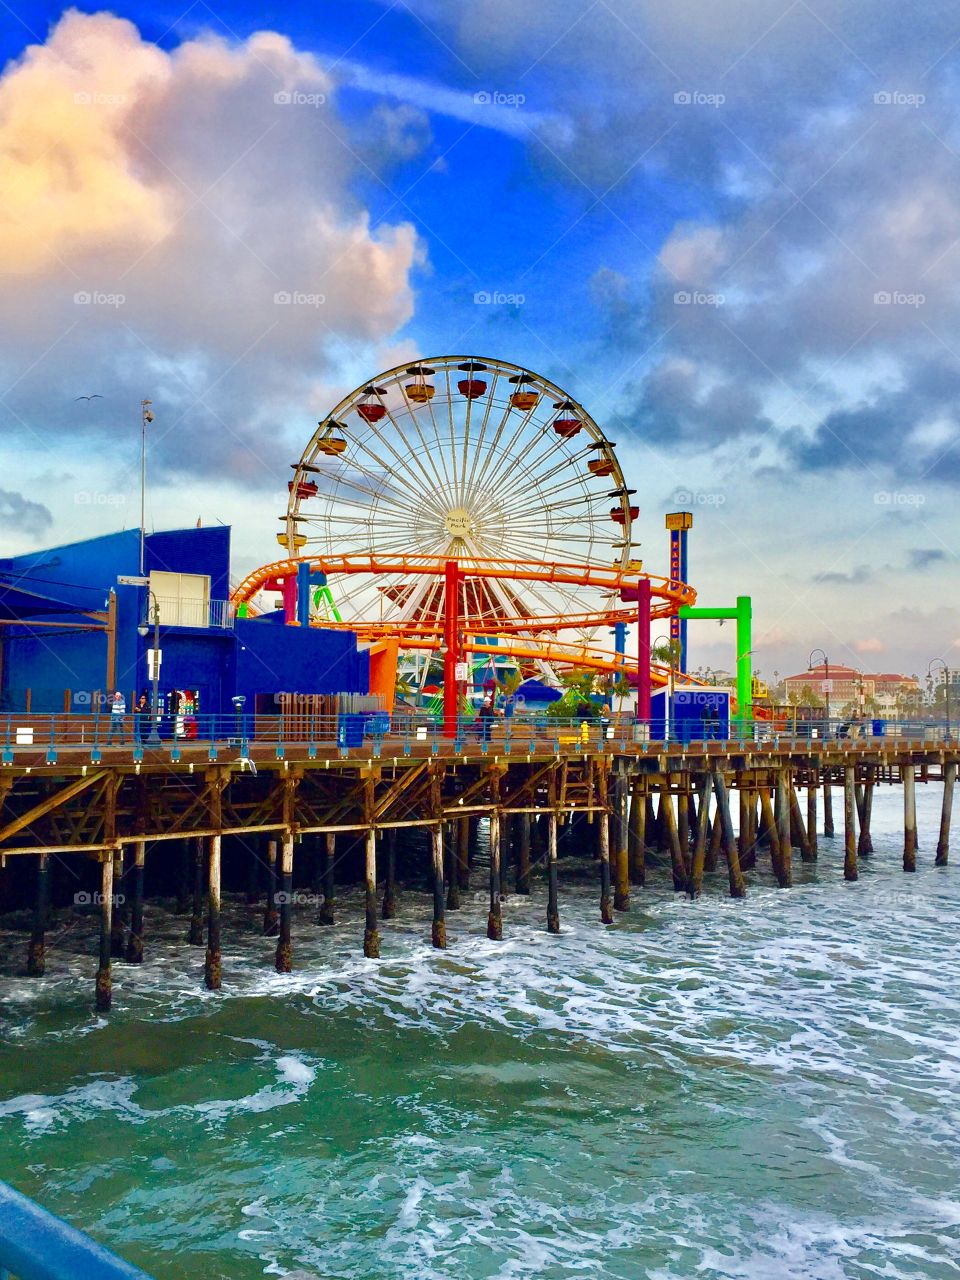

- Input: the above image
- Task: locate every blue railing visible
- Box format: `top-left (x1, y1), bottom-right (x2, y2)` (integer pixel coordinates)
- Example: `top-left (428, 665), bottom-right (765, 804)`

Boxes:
top-left (0, 709), bottom-right (949, 764)
top-left (0, 1180), bottom-right (154, 1280)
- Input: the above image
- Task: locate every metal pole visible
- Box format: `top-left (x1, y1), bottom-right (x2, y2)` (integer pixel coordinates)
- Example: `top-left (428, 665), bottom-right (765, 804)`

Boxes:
top-left (148, 592), bottom-right (161, 745)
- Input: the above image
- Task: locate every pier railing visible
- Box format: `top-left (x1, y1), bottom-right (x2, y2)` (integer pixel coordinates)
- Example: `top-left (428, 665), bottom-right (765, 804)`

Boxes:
top-left (0, 710), bottom-right (952, 764)
top-left (0, 1180), bottom-right (153, 1280)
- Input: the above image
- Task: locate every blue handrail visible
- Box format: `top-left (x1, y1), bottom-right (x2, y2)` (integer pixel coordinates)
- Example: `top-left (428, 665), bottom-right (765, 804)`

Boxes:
top-left (0, 1180), bottom-right (154, 1280)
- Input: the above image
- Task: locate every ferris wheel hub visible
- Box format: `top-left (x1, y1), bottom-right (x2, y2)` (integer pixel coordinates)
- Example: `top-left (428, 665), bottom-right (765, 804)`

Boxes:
top-left (443, 506), bottom-right (477, 540)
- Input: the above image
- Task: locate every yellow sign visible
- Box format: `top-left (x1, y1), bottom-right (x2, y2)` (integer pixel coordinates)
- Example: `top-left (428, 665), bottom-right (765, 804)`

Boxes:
top-left (665, 512), bottom-right (693, 530)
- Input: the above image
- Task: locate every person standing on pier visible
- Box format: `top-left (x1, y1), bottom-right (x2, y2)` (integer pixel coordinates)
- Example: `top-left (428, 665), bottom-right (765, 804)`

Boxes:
top-left (134, 692), bottom-right (149, 744)
top-left (107, 691), bottom-right (127, 745)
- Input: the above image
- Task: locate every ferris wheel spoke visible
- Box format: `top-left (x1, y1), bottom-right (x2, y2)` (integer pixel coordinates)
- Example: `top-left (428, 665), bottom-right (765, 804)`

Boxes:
top-left (348, 407), bottom-right (454, 514)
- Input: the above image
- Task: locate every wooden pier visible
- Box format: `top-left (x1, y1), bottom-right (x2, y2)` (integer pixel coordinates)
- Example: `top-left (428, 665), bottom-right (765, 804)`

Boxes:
top-left (0, 732), bottom-right (955, 1011)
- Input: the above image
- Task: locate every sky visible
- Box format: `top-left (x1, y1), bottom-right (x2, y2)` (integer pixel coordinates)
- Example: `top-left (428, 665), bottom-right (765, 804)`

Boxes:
top-left (1, 0), bottom-right (959, 682)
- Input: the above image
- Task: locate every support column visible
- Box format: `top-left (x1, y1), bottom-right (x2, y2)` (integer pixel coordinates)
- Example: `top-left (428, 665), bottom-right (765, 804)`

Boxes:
top-left (125, 841), bottom-right (145, 964)
top-left (903, 763), bottom-right (917, 872)
top-left (188, 836), bottom-right (205, 945)
top-left (442, 558), bottom-right (460, 738)
top-left (775, 770), bottom-right (793, 888)
top-left (275, 832), bottom-right (294, 972)
top-left (706, 806), bottom-right (722, 872)
top-left (823, 775), bottom-right (835, 838)
top-left (246, 842), bottom-right (261, 905)
top-left (516, 814), bottom-right (531, 895)
top-left (320, 832), bottom-right (336, 924)
top-left (807, 778), bottom-right (818, 858)
top-left (457, 816), bottom-right (471, 889)
top-left (431, 824), bottom-right (446, 948)
top-left (662, 785), bottom-right (687, 893)
top-left (628, 782), bottom-right (645, 886)
top-left (446, 823), bottom-right (461, 910)
top-left (790, 784), bottom-right (814, 863)
top-left (488, 792), bottom-right (504, 940)
top-left (205, 834), bottom-right (222, 989)
top-left (363, 828), bottom-right (380, 957)
top-left (26, 852), bottom-right (49, 976)
top-left (613, 772), bottom-right (630, 911)
top-left (688, 775), bottom-right (711, 898)
top-left (760, 789), bottom-right (786, 886)
top-left (598, 766), bottom-right (613, 923)
top-left (110, 849), bottom-right (126, 959)
top-left (937, 761), bottom-right (956, 866)
top-left (844, 766), bottom-right (858, 882)
top-left (547, 811), bottom-right (560, 933)
top-left (857, 769), bottom-right (875, 856)
top-left (712, 771), bottom-right (746, 898)
top-left (95, 853), bottom-right (113, 1012)
top-left (263, 838), bottom-right (280, 936)
top-left (636, 577), bottom-right (652, 724)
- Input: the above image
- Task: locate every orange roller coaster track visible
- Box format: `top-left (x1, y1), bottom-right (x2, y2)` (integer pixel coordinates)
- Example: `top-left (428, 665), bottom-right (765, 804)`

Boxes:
top-left (231, 554), bottom-right (698, 679)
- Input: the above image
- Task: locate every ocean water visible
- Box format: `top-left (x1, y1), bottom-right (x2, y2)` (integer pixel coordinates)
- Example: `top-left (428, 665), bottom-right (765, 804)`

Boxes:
top-left (0, 786), bottom-right (958, 1280)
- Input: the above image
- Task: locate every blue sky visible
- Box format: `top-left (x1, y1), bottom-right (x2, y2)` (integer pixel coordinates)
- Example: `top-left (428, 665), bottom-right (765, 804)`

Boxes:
top-left (1, 0), bottom-right (959, 680)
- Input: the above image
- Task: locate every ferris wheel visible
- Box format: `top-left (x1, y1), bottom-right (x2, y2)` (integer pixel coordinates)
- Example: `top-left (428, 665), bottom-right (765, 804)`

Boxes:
top-left (280, 356), bottom-right (638, 650)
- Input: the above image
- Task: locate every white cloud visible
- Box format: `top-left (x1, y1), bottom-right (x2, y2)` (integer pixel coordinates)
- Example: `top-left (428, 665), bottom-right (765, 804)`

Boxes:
top-left (0, 10), bottom-right (424, 515)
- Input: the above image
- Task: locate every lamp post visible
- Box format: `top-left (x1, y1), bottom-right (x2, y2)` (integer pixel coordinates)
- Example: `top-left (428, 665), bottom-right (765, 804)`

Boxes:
top-left (929, 658), bottom-right (951, 741)
top-left (232, 694), bottom-right (247, 747)
top-left (137, 590), bottom-right (162, 745)
top-left (809, 648), bottom-right (830, 736)
top-left (139, 399), bottom-right (154, 577)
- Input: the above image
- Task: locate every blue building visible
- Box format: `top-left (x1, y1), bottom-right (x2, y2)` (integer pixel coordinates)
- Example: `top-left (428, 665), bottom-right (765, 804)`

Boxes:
top-left (0, 526), bottom-right (369, 715)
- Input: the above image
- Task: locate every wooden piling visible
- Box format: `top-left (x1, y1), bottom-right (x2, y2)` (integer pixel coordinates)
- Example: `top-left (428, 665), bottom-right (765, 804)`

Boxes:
top-left (613, 772), bottom-right (630, 911)
top-left (547, 770), bottom-right (560, 933)
top-left (843, 766), bottom-right (858, 882)
top-left (431, 824), bottom-right (446, 948)
top-left (175, 839), bottom-right (192, 915)
top-left (806, 780), bottom-right (818, 858)
top-left (188, 836), bottom-right (205, 945)
top-left (628, 781), bottom-right (645, 886)
top-left (110, 849), bottom-right (126, 959)
top-left (446, 823), bottom-right (461, 910)
top-left (598, 766), bottom-right (614, 922)
top-left (457, 816), bottom-right (470, 890)
top-left (903, 763), bottom-right (917, 872)
top-left (26, 852), bottom-right (48, 976)
top-left (95, 852), bottom-right (113, 1012)
top-left (363, 827), bottom-right (380, 957)
top-left (125, 840), bottom-right (145, 964)
top-left (760, 788), bottom-right (783, 882)
top-left (705, 804), bottom-right (721, 872)
top-left (857, 768), bottom-right (874, 856)
top-left (275, 833), bottom-right (294, 972)
top-left (790, 783), bottom-right (813, 863)
top-left (319, 832), bottom-right (336, 924)
top-left (936, 761), bottom-right (956, 866)
top-left (662, 785), bottom-right (687, 893)
top-left (488, 806), bottom-right (503, 940)
top-left (688, 775), bottom-right (711, 898)
top-left (204, 834), bottom-right (222, 989)
top-left (712, 771), bottom-right (746, 898)
top-left (246, 842), bottom-right (261, 904)
top-left (262, 838), bottom-right (280, 936)
top-left (516, 813), bottom-right (532, 895)
top-left (823, 776), bottom-right (835, 838)
top-left (775, 771), bottom-right (793, 888)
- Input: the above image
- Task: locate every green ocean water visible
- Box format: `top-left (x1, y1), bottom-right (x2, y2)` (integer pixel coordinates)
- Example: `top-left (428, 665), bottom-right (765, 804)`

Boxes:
top-left (1, 786), bottom-right (958, 1279)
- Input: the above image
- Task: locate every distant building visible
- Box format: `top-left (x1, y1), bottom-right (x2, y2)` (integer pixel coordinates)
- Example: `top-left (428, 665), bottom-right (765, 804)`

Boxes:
top-left (783, 664), bottom-right (919, 713)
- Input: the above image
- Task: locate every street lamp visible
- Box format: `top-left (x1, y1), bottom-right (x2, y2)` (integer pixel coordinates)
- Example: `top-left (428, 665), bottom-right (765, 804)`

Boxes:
top-left (808, 648), bottom-right (830, 735)
top-left (929, 658), bottom-right (951, 741)
top-left (137, 590), bottom-right (162, 745)
top-left (232, 694), bottom-right (247, 746)
top-left (139, 399), bottom-right (154, 577)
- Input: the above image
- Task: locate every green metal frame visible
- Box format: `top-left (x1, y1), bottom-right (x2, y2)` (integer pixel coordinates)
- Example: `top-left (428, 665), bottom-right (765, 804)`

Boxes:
top-left (678, 596), bottom-right (752, 723)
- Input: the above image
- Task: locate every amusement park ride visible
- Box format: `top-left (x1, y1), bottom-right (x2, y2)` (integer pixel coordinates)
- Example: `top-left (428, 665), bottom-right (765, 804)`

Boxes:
top-left (230, 356), bottom-right (754, 730)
